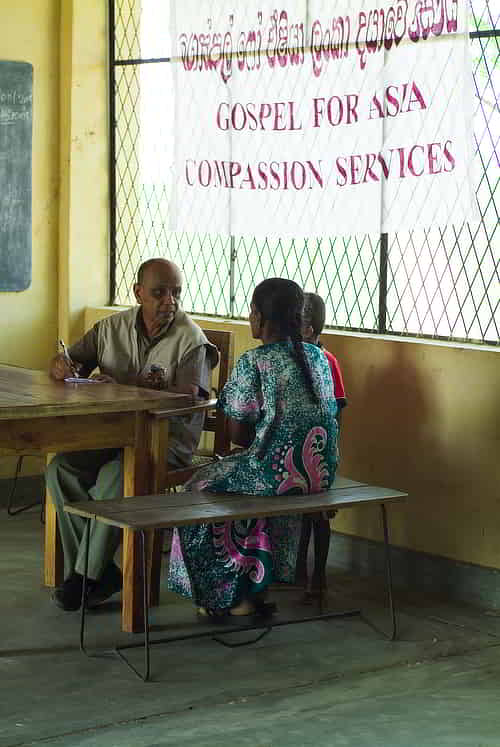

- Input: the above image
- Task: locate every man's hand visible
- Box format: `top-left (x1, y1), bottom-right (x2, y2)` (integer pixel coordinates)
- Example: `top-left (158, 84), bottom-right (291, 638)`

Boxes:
top-left (137, 367), bottom-right (200, 400)
top-left (89, 373), bottom-right (116, 384)
top-left (49, 354), bottom-right (81, 381)
top-left (138, 365), bottom-right (168, 391)
top-left (137, 364), bottom-right (168, 391)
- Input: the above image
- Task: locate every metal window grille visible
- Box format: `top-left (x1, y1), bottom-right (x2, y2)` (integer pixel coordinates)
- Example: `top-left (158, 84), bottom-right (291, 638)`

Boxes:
top-left (110, 0), bottom-right (499, 345)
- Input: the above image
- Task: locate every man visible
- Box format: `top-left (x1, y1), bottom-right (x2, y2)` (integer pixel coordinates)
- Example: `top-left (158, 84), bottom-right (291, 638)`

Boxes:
top-left (47, 258), bottom-right (218, 611)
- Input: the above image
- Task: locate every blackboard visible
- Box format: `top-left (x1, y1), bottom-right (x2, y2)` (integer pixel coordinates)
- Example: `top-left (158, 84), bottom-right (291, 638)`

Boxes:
top-left (0, 61), bottom-right (32, 291)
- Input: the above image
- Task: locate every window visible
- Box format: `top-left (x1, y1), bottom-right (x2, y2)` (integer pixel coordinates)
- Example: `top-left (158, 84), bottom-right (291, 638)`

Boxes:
top-left (110, 0), bottom-right (499, 345)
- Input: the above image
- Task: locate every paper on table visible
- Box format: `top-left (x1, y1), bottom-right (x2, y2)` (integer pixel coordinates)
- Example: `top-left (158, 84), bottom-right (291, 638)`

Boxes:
top-left (64, 377), bottom-right (104, 384)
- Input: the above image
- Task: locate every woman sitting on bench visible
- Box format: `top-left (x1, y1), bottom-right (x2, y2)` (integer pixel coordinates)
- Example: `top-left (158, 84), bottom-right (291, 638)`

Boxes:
top-left (167, 278), bottom-right (339, 619)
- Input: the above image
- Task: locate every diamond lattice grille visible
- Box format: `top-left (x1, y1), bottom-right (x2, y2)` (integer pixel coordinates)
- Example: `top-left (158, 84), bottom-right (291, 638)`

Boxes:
top-left (111, 0), bottom-right (499, 345)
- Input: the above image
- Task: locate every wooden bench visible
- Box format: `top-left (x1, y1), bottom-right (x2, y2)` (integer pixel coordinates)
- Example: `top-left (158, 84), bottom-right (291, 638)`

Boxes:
top-left (65, 476), bottom-right (407, 681)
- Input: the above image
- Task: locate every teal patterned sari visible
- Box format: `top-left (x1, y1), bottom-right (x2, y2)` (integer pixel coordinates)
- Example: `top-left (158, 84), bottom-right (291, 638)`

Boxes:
top-left (168, 341), bottom-right (338, 611)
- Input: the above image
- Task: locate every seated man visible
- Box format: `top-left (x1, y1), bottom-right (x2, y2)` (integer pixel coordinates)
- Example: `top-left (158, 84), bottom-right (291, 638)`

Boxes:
top-left (47, 258), bottom-right (218, 611)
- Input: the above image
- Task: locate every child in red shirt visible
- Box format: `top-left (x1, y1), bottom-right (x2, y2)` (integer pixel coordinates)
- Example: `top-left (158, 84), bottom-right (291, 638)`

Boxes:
top-left (296, 292), bottom-right (347, 602)
top-left (322, 348), bottom-right (347, 411)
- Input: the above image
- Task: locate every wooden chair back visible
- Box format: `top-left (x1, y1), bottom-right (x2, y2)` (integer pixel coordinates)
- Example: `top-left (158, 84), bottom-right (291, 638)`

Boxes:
top-left (200, 328), bottom-right (235, 456)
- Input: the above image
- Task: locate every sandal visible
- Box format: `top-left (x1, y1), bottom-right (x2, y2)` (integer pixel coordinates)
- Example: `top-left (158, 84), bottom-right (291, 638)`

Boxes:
top-left (196, 607), bottom-right (231, 624)
top-left (196, 600), bottom-right (277, 624)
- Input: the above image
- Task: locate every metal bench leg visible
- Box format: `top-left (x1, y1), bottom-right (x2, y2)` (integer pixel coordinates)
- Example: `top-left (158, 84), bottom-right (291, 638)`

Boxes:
top-left (79, 521), bottom-right (151, 681)
top-left (79, 518), bottom-right (90, 656)
top-left (380, 503), bottom-right (397, 641)
top-left (115, 530), bottom-right (151, 682)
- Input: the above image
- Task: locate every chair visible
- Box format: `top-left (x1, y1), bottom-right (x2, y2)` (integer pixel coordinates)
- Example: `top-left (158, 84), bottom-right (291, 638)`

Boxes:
top-left (147, 328), bottom-right (234, 603)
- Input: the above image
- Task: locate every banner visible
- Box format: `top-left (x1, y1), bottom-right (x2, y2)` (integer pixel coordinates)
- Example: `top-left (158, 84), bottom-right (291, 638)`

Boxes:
top-left (170, 0), bottom-right (478, 237)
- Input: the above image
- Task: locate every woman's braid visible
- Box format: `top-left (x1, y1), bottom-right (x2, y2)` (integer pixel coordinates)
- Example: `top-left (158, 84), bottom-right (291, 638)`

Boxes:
top-left (287, 310), bottom-right (320, 404)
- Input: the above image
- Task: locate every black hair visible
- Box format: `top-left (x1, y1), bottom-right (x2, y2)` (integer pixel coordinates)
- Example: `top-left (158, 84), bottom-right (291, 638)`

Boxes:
top-left (303, 292), bottom-right (326, 337)
top-left (252, 278), bottom-right (319, 404)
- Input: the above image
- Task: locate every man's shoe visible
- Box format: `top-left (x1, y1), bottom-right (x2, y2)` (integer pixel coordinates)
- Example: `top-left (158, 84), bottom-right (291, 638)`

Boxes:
top-left (52, 572), bottom-right (85, 611)
top-left (86, 563), bottom-right (122, 608)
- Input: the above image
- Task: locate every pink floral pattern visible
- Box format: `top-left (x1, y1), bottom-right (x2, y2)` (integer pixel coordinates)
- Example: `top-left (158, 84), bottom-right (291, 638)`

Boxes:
top-left (276, 426), bottom-right (330, 495)
top-left (213, 519), bottom-right (271, 583)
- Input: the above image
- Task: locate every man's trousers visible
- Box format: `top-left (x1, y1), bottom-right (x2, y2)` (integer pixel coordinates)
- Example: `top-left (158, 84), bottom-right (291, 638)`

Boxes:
top-left (46, 449), bottom-right (123, 580)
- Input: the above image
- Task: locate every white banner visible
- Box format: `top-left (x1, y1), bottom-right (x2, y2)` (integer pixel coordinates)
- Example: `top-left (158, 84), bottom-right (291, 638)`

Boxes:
top-left (170, 0), bottom-right (478, 237)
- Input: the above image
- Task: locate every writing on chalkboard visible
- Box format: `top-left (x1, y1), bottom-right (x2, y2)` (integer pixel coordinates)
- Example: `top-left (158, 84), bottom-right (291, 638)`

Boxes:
top-left (0, 61), bottom-right (33, 292)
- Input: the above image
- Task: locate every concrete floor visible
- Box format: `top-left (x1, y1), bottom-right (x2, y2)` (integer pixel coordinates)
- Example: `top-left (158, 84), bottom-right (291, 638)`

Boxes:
top-left (2, 509), bottom-right (500, 747)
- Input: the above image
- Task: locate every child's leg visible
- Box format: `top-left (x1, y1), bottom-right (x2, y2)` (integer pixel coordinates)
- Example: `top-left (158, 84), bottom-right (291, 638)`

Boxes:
top-left (311, 517), bottom-right (331, 592)
top-left (296, 515), bottom-right (313, 587)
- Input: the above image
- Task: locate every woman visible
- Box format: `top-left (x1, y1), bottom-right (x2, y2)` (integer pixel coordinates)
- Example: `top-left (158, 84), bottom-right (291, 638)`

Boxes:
top-left (168, 279), bottom-right (338, 618)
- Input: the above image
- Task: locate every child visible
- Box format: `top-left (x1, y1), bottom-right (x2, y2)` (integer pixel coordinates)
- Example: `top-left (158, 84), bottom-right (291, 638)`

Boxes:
top-left (296, 292), bottom-right (347, 602)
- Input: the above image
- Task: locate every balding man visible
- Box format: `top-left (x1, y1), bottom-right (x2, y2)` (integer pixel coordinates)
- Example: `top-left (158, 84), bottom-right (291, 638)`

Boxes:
top-left (47, 259), bottom-right (218, 611)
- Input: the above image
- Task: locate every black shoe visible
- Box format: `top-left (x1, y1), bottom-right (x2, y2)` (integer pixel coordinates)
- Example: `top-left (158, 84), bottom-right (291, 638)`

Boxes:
top-left (52, 572), bottom-right (98, 611)
top-left (86, 563), bottom-right (122, 608)
top-left (52, 572), bottom-right (87, 611)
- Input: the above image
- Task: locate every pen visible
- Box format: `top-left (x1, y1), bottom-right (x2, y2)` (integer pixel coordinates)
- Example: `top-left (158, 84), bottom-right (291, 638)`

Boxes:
top-left (59, 338), bottom-right (79, 376)
top-left (59, 339), bottom-right (84, 379)
top-left (59, 338), bottom-right (71, 363)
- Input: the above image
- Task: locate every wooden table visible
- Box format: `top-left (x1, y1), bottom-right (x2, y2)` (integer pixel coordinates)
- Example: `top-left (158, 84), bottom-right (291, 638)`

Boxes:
top-left (0, 363), bottom-right (191, 632)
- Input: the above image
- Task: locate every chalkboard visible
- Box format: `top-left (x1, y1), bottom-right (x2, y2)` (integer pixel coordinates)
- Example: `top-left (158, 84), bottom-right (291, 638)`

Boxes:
top-left (0, 61), bottom-right (32, 291)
